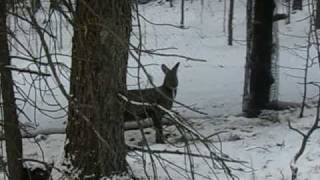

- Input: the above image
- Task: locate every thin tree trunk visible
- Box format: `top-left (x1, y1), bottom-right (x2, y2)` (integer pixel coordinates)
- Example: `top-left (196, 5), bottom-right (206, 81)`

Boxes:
top-left (64, 0), bottom-right (131, 178)
top-left (299, 29), bottom-right (311, 117)
top-left (315, 0), bottom-right (320, 29)
top-left (223, 0), bottom-right (227, 32)
top-left (228, 0), bottom-right (234, 45)
top-left (0, 0), bottom-right (23, 180)
top-left (287, 0), bottom-right (291, 24)
top-left (242, 0), bottom-right (253, 113)
top-left (180, 0), bottom-right (185, 28)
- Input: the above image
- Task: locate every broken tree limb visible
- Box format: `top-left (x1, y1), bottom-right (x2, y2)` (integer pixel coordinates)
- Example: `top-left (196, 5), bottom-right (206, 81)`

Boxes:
top-left (0, 118), bottom-right (173, 140)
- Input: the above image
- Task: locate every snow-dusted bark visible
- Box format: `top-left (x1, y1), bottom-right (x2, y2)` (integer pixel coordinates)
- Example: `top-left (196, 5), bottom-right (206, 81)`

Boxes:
top-left (242, 0), bottom-right (253, 114)
top-left (0, 0), bottom-right (24, 179)
top-left (243, 0), bottom-right (275, 117)
top-left (293, 0), bottom-right (303, 11)
top-left (63, 0), bottom-right (132, 179)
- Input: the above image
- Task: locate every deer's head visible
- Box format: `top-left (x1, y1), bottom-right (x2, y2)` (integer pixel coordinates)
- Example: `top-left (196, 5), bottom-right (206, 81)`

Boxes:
top-left (161, 62), bottom-right (180, 91)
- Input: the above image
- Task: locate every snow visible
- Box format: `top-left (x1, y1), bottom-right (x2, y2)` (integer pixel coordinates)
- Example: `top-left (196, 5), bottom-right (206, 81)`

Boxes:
top-left (21, 108), bottom-right (320, 179)
top-left (3, 0), bottom-right (320, 179)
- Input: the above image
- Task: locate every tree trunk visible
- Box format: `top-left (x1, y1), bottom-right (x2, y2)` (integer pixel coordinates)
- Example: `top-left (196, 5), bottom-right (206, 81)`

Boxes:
top-left (167, 0), bottom-right (173, 7)
top-left (243, 0), bottom-right (275, 117)
top-left (0, 0), bottom-right (24, 180)
top-left (292, 0), bottom-right (303, 11)
top-left (316, 0), bottom-right (320, 29)
top-left (180, 0), bottom-right (185, 28)
top-left (242, 0), bottom-right (253, 113)
top-left (270, 3), bottom-right (280, 105)
top-left (228, 0), bottom-right (234, 45)
top-left (286, 0), bottom-right (291, 24)
top-left (64, 0), bottom-right (131, 179)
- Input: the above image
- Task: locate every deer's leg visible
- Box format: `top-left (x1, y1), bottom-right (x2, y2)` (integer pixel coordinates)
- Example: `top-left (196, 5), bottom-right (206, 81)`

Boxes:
top-left (152, 111), bottom-right (164, 143)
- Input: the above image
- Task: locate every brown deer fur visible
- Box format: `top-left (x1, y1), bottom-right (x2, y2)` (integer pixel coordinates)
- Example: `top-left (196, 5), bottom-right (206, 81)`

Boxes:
top-left (124, 62), bottom-right (180, 143)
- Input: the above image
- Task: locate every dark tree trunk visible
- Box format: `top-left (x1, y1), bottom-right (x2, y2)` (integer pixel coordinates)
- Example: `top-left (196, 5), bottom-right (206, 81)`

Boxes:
top-left (0, 0), bottom-right (24, 180)
top-left (228, 0), bottom-right (234, 45)
top-left (316, 0), bottom-right (320, 29)
top-left (31, 0), bottom-right (41, 14)
top-left (243, 0), bottom-right (275, 117)
top-left (293, 0), bottom-right (303, 11)
top-left (180, 0), bottom-right (185, 28)
top-left (242, 0), bottom-right (253, 113)
top-left (65, 0), bottom-right (131, 179)
top-left (286, 0), bottom-right (291, 24)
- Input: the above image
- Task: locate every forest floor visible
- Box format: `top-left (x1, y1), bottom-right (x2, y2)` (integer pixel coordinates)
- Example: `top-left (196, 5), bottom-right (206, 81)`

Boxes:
top-left (21, 106), bottom-right (320, 180)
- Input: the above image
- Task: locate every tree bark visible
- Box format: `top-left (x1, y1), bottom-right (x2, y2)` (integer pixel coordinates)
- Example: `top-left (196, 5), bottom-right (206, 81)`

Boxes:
top-left (316, 0), bottom-right (320, 29)
top-left (180, 0), bottom-right (185, 28)
top-left (64, 0), bottom-right (131, 178)
top-left (242, 0), bottom-right (253, 113)
top-left (243, 0), bottom-right (275, 117)
top-left (286, 0), bottom-right (291, 24)
top-left (292, 0), bottom-right (303, 11)
top-left (228, 0), bottom-right (234, 45)
top-left (0, 0), bottom-right (24, 180)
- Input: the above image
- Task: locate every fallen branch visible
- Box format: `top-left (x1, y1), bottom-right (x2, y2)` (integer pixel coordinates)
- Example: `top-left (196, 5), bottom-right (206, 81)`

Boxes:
top-left (0, 119), bottom-right (173, 140)
top-left (128, 145), bottom-right (247, 164)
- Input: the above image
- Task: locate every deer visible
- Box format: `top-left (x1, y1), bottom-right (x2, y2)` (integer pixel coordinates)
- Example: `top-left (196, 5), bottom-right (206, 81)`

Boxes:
top-left (124, 62), bottom-right (180, 143)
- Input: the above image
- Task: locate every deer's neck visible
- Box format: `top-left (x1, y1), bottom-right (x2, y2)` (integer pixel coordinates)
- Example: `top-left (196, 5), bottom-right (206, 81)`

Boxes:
top-left (160, 86), bottom-right (177, 99)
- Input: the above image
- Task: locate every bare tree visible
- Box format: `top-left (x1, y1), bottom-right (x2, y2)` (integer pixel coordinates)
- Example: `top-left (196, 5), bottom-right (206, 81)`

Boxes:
top-left (64, 0), bottom-right (132, 178)
top-left (242, 0), bottom-right (253, 114)
top-left (0, 0), bottom-right (23, 180)
top-left (315, 0), bottom-right (320, 29)
top-left (293, 0), bottom-right (303, 10)
top-left (228, 0), bottom-right (234, 45)
top-left (286, 0), bottom-right (292, 24)
top-left (243, 0), bottom-right (276, 117)
top-left (290, 2), bottom-right (320, 178)
top-left (180, 0), bottom-right (185, 28)
top-left (290, 84), bottom-right (320, 180)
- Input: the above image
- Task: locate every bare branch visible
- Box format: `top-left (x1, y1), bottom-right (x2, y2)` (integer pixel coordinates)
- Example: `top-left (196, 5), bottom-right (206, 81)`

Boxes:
top-left (5, 66), bottom-right (51, 76)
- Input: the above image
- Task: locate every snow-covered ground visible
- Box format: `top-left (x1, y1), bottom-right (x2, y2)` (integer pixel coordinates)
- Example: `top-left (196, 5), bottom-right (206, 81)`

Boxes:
top-left (23, 108), bottom-right (320, 179)
top-left (6, 0), bottom-right (320, 179)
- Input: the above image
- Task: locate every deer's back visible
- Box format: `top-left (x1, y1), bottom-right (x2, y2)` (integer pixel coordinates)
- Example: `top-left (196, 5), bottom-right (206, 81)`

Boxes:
top-left (124, 87), bottom-right (175, 121)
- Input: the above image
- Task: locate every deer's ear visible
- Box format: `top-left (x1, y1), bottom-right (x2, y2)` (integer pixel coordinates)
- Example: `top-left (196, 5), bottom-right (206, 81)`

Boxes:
top-left (173, 62), bottom-right (180, 71)
top-left (162, 64), bottom-right (170, 73)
